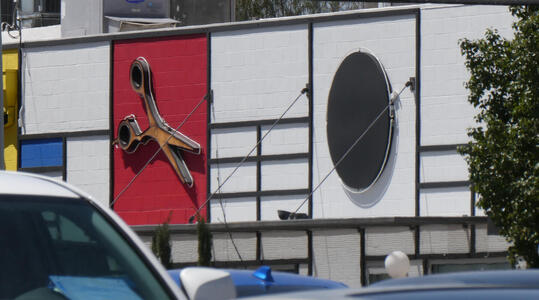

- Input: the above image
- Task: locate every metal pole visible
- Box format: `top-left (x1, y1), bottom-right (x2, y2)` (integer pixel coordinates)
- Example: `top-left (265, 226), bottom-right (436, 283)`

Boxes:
top-left (0, 2), bottom-right (5, 170)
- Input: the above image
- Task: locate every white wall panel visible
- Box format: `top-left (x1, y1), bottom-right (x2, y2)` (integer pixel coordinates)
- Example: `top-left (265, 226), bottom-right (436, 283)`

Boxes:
top-left (66, 135), bottom-right (110, 207)
top-left (420, 150), bottom-right (469, 183)
top-left (420, 224), bottom-right (470, 254)
top-left (211, 127), bottom-right (257, 159)
top-left (210, 197), bottom-right (257, 223)
top-left (312, 229), bottom-right (362, 288)
top-left (210, 162), bottom-right (256, 193)
top-left (475, 224), bottom-right (511, 253)
top-left (420, 187), bottom-right (471, 216)
top-left (261, 159), bottom-right (309, 191)
top-left (261, 231), bottom-right (307, 260)
top-left (261, 123), bottom-right (309, 155)
top-left (260, 195), bottom-right (308, 221)
top-left (365, 227), bottom-right (415, 256)
top-left (313, 14), bottom-right (417, 218)
top-left (211, 25), bottom-right (309, 123)
top-left (213, 232), bottom-right (257, 261)
top-left (421, 5), bottom-right (513, 145)
top-left (22, 42), bottom-right (110, 134)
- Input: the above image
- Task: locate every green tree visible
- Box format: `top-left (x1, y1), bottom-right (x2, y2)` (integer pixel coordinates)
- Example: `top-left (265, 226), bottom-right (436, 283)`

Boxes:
top-left (197, 215), bottom-right (213, 266)
top-left (151, 214), bottom-right (173, 269)
top-left (235, 0), bottom-right (364, 21)
top-left (459, 6), bottom-right (538, 268)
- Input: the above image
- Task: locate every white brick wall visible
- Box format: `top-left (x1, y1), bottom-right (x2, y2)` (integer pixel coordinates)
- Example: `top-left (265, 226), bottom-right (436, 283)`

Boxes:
top-left (210, 162), bottom-right (257, 193)
top-left (261, 231), bottom-right (307, 260)
top-left (261, 124), bottom-right (309, 155)
top-left (211, 25), bottom-right (309, 123)
top-left (312, 229), bottom-right (362, 288)
top-left (171, 234), bottom-right (198, 263)
top-left (475, 224), bottom-right (511, 253)
top-left (313, 14), bottom-right (417, 218)
top-left (211, 127), bottom-right (257, 159)
top-left (420, 150), bottom-right (469, 183)
top-left (213, 232), bottom-right (257, 261)
top-left (66, 135), bottom-right (110, 207)
top-left (260, 195), bottom-right (309, 221)
top-left (210, 197), bottom-right (257, 223)
top-left (22, 42), bottom-right (110, 134)
top-left (365, 227), bottom-right (415, 256)
top-left (261, 159), bottom-right (309, 191)
top-left (420, 224), bottom-right (470, 254)
top-left (420, 5), bottom-right (514, 146)
top-left (420, 187), bottom-right (471, 216)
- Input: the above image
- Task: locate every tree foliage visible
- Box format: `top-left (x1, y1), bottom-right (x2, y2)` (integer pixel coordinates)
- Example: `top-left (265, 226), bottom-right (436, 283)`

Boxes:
top-left (459, 6), bottom-right (538, 268)
top-left (235, 0), bottom-right (365, 21)
top-left (197, 215), bottom-right (213, 266)
top-left (151, 214), bottom-right (172, 269)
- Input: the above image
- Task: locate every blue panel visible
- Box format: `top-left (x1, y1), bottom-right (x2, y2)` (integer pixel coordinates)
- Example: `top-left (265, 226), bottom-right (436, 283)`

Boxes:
top-left (20, 138), bottom-right (63, 168)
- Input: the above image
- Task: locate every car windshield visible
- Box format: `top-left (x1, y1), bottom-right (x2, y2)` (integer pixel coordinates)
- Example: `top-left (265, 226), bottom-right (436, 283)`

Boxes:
top-left (0, 195), bottom-right (173, 300)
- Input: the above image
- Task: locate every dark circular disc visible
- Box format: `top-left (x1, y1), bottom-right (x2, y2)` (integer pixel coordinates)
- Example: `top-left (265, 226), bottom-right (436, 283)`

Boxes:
top-left (327, 51), bottom-right (393, 192)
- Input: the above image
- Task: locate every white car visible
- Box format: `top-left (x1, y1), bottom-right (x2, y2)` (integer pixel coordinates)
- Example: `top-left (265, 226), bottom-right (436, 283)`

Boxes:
top-left (0, 171), bottom-right (235, 300)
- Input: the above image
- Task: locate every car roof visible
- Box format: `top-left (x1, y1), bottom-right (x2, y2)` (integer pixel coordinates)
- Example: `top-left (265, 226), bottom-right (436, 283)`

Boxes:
top-left (168, 267), bottom-right (346, 288)
top-left (0, 171), bottom-right (80, 198)
top-left (371, 269), bottom-right (539, 288)
top-left (242, 270), bottom-right (539, 300)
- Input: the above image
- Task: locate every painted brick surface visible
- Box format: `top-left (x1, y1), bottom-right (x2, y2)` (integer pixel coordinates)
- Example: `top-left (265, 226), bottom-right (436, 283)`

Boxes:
top-left (420, 224), bottom-right (470, 254)
top-left (113, 35), bottom-right (207, 225)
top-left (39, 171), bottom-right (63, 181)
top-left (261, 159), bottom-right (309, 191)
top-left (211, 127), bottom-right (257, 159)
top-left (365, 227), bottom-right (414, 256)
top-left (420, 5), bottom-right (514, 146)
top-left (171, 234), bottom-right (198, 263)
top-left (475, 224), bottom-right (511, 253)
top-left (261, 124), bottom-right (309, 155)
top-left (22, 43), bottom-right (110, 134)
top-left (313, 14), bottom-right (417, 218)
top-left (261, 231), bottom-right (307, 260)
top-left (211, 25), bottom-right (309, 123)
top-left (213, 232), bottom-right (257, 261)
top-left (312, 229), bottom-right (362, 288)
top-left (420, 187), bottom-right (471, 216)
top-left (260, 195), bottom-right (308, 221)
top-left (420, 151), bottom-right (469, 183)
top-left (67, 136), bottom-right (110, 207)
top-left (210, 162), bottom-right (257, 193)
top-left (210, 197), bottom-right (257, 223)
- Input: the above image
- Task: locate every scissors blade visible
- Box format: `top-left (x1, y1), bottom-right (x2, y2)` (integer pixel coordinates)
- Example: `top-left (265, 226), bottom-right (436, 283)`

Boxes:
top-left (161, 144), bottom-right (194, 187)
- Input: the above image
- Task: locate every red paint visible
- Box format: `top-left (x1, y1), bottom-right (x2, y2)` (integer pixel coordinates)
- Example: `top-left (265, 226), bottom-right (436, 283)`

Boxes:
top-left (113, 35), bottom-right (207, 225)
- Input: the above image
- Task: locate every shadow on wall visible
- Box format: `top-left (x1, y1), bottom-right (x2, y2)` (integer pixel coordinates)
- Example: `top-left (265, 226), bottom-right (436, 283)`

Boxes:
top-left (344, 97), bottom-right (401, 208)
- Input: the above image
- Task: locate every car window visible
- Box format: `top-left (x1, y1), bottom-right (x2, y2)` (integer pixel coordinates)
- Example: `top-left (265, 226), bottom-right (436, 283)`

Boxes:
top-left (0, 195), bottom-right (173, 300)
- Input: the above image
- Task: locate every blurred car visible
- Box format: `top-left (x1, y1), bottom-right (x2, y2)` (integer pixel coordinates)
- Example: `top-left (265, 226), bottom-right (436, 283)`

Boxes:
top-left (0, 171), bottom-right (236, 300)
top-left (241, 270), bottom-right (539, 299)
top-left (168, 266), bottom-right (347, 298)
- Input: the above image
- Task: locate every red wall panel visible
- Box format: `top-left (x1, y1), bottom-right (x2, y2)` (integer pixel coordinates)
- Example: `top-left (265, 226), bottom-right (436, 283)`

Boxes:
top-left (113, 35), bottom-right (207, 225)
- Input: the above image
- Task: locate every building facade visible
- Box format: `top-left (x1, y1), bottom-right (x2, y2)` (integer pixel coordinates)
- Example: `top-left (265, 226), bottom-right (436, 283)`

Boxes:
top-left (4, 4), bottom-right (514, 287)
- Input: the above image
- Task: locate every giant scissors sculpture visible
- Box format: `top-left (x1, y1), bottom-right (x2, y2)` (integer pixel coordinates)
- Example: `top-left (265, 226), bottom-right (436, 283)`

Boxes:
top-left (114, 57), bottom-right (201, 187)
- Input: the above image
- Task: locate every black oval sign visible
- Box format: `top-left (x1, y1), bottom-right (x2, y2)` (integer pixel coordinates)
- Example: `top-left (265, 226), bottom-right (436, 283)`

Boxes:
top-left (327, 51), bottom-right (393, 192)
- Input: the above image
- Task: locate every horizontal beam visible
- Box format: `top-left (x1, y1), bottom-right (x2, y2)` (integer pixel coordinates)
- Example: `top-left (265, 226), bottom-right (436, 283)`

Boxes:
top-left (19, 129), bottom-right (110, 140)
top-left (209, 153), bottom-right (309, 164)
top-left (212, 189), bottom-right (309, 200)
top-left (210, 117), bottom-right (309, 130)
top-left (420, 144), bottom-right (466, 152)
top-left (19, 166), bottom-right (63, 173)
top-left (132, 216), bottom-right (490, 235)
top-left (420, 181), bottom-right (470, 189)
top-left (365, 251), bottom-right (507, 261)
top-left (171, 258), bottom-right (309, 269)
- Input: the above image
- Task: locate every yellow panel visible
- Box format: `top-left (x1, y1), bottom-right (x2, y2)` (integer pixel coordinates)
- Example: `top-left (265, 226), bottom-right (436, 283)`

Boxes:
top-left (3, 50), bottom-right (18, 171)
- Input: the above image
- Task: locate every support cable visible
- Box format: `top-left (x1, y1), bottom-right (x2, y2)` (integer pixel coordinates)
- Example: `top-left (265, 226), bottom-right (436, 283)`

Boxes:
top-left (189, 87), bottom-right (309, 221)
top-left (210, 95), bottom-right (245, 264)
top-left (292, 81), bottom-right (413, 215)
top-left (111, 94), bottom-right (208, 207)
